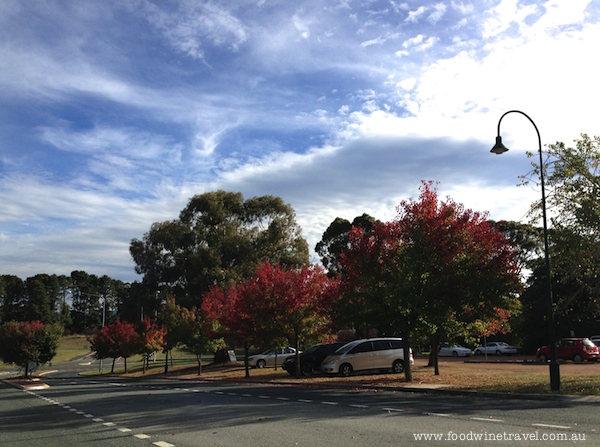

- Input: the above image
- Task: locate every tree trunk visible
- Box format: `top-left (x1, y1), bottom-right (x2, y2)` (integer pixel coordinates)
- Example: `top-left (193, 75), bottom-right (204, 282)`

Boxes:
top-left (294, 336), bottom-right (300, 378)
top-left (164, 350), bottom-right (169, 375)
top-left (403, 334), bottom-right (413, 383)
top-left (244, 345), bottom-right (250, 378)
top-left (197, 354), bottom-right (202, 375)
top-left (111, 358), bottom-right (115, 374)
top-left (124, 357), bottom-right (128, 374)
top-left (432, 333), bottom-right (440, 376)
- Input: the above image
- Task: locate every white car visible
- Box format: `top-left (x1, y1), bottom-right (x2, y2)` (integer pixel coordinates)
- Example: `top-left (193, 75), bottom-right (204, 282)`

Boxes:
top-left (248, 347), bottom-right (298, 368)
top-left (438, 343), bottom-right (471, 357)
top-left (474, 342), bottom-right (517, 356)
top-left (321, 338), bottom-right (414, 377)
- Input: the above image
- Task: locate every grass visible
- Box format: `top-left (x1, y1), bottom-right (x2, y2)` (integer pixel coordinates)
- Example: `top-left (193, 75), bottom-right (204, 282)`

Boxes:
top-left (80, 354), bottom-right (600, 396)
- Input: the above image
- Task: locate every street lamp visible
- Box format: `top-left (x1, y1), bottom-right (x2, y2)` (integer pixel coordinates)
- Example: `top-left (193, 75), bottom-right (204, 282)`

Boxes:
top-left (491, 110), bottom-right (560, 391)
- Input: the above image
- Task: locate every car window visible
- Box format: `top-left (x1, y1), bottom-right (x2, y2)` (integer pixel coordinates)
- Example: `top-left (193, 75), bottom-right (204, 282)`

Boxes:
top-left (583, 339), bottom-right (595, 347)
top-left (373, 340), bottom-right (392, 351)
top-left (284, 347), bottom-right (294, 354)
top-left (389, 340), bottom-right (403, 349)
top-left (350, 342), bottom-right (373, 354)
top-left (335, 343), bottom-right (356, 355)
top-left (566, 340), bottom-right (576, 347)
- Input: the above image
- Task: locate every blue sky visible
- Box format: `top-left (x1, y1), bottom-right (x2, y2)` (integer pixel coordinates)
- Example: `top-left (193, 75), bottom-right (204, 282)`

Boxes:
top-left (1, 0), bottom-right (599, 282)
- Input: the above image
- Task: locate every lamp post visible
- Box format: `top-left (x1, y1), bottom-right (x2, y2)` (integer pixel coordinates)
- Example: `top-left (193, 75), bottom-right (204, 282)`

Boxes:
top-left (491, 110), bottom-right (560, 391)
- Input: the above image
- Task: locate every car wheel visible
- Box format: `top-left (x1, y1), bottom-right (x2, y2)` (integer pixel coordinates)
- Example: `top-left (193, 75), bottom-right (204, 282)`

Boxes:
top-left (257, 359), bottom-right (266, 368)
top-left (339, 363), bottom-right (353, 377)
top-left (538, 354), bottom-right (548, 363)
top-left (475, 349), bottom-right (482, 356)
top-left (392, 359), bottom-right (405, 374)
top-left (574, 354), bottom-right (584, 363)
top-left (452, 351), bottom-right (458, 357)
top-left (301, 362), bottom-right (314, 377)
top-left (496, 350), bottom-right (501, 356)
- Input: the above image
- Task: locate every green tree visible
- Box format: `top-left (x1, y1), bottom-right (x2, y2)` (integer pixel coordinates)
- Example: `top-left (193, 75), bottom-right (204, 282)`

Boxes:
top-left (0, 275), bottom-right (27, 322)
top-left (0, 321), bottom-right (62, 377)
top-left (130, 191), bottom-right (309, 308)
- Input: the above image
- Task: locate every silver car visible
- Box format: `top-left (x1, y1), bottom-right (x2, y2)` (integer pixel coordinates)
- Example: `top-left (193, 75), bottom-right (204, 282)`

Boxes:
top-left (321, 338), bottom-right (414, 377)
top-left (474, 342), bottom-right (517, 356)
top-left (248, 347), bottom-right (297, 368)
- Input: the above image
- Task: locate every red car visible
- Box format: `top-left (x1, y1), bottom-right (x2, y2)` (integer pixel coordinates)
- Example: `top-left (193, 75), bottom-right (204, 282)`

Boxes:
top-left (536, 338), bottom-right (599, 363)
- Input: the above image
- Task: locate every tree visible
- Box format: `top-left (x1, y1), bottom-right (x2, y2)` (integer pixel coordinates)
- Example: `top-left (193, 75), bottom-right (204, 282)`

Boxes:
top-left (521, 134), bottom-right (600, 343)
top-left (0, 275), bottom-right (27, 322)
top-left (158, 298), bottom-right (196, 374)
top-left (181, 310), bottom-right (222, 375)
top-left (130, 191), bottom-right (309, 308)
top-left (0, 321), bottom-right (62, 377)
top-left (88, 320), bottom-right (138, 373)
top-left (135, 317), bottom-right (166, 374)
top-left (340, 182), bottom-right (522, 379)
top-left (315, 214), bottom-right (377, 277)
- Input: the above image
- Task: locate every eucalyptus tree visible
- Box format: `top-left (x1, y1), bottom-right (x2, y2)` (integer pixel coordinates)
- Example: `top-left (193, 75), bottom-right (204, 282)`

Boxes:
top-left (130, 191), bottom-right (309, 308)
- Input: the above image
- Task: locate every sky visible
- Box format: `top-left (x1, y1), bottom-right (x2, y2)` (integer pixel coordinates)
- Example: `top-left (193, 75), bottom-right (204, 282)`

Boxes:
top-left (1, 0), bottom-right (599, 282)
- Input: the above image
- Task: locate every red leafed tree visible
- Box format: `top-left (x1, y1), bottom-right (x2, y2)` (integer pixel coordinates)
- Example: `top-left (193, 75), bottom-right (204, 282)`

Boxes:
top-left (341, 181), bottom-right (522, 380)
top-left (202, 261), bottom-right (339, 378)
top-left (88, 320), bottom-right (139, 374)
top-left (0, 321), bottom-right (62, 377)
top-left (136, 317), bottom-right (166, 374)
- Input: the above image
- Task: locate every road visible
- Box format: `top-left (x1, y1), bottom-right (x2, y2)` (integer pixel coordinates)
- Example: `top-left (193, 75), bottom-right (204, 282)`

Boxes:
top-left (2, 365), bottom-right (599, 447)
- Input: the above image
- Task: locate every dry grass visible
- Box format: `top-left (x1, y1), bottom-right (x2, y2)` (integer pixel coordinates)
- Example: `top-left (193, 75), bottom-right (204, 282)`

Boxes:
top-left (94, 355), bottom-right (600, 396)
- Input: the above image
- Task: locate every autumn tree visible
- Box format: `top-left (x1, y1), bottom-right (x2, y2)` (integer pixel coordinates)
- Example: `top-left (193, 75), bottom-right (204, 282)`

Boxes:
top-left (0, 321), bottom-right (62, 377)
top-left (341, 182), bottom-right (522, 380)
top-left (88, 320), bottom-right (138, 373)
top-left (135, 317), bottom-right (166, 374)
top-left (130, 191), bottom-right (309, 309)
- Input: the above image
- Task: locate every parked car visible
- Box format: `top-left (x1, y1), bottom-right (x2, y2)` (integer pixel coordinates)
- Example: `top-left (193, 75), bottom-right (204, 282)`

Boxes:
top-left (282, 342), bottom-right (346, 377)
top-left (590, 336), bottom-right (600, 347)
top-left (321, 338), bottom-right (414, 377)
top-left (536, 338), bottom-right (599, 363)
top-left (248, 347), bottom-right (298, 368)
top-left (438, 343), bottom-right (471, 357)
top-left (474, 342), bottom-right (517, 356)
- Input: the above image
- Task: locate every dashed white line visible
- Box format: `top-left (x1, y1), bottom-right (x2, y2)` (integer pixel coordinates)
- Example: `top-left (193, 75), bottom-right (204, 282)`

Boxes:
top-left (92, 418), bottom-right (104, 422)
top-left (425, 412), bottom-right (450, 417)
top-left (84, 414), bottom-right (94, 418)
top-left (153, 442), bottom-right (174, 447)
top-left (242, 394), bottom-right (252, 397)
top-left (134, 434), bottom-right (151, 439)
top-left (298, 399), bottom-right (312, 403)
top-left (349, 404), bottom-right (369, 409)
top-left (276, 397), bottom-right (290, 401)
top-left (103, 422), bottom-right (116, 427)
top-left (118, 428), bottom-right (132, 433)
top-left (321, 401), bottom-right (339, 405)
top-left (382, 407), bottom-right (405, 412)
top-left (533, 423), bottom-right (571, 430)
top-left (258, 395), bottom-right (270, 399)
top-left (471, 417), bottom-right (503, 422)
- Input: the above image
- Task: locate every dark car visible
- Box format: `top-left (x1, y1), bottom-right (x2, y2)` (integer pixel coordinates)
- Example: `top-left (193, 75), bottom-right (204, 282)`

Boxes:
top-left (536, 338), bottom-right (599, 363)
top-left (282, 342), bottom-right (346, 377)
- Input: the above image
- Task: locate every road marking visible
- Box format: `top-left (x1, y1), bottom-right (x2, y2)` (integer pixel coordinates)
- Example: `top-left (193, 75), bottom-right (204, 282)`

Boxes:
top-left (69, 408), bottom-right (78, 412)
top-left (103, 422), bottom-right (116, 427)
top-left (425, 412), bottom-right (450, 417)
top-left (258, 395), bottom-right (270, 399)
top-left (321, 401), bottom-right (338, 405)
top-left (76, 411), bottom-right (85, 414)
top-left (118, 428), bottom-right (132, 433)
top-left (533, 424), bottom-right (571, 430)
top-left (228, 392), bottom-right (238, 396)
top-left (298, 399), bottom-right (312, 403)
top-left (276, 397), bottom-right (290, 401)
top-left (92, 418), bottom-right (104, 422)
top-left (134, 434), bottom-right (151, 439)
top-left (382, 407), bottom-right (405, 412)
top-left (153, 442), bottom-right (175, 447)
top-left (471, 417), bottom-right (503, 422)
top-left (349, 404), bottom-right (369, 408)
top-left (214, 391), bottom-right (223, 395)
top-left (84, 414), bottom-right (94, 418)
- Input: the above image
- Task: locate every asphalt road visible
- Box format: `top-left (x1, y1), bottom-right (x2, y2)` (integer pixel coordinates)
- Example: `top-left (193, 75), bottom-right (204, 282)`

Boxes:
top-left (2, 369), bottom-right (599, 447)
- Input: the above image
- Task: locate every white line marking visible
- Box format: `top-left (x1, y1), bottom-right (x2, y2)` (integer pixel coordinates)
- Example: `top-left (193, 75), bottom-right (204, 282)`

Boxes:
top-left (382, 407), bottom-right (405, 412)
top-left (103, 422), bottom-right (116, 427)
top-left (298, 399), bottom-right (312, 403)
top-left (153, 442), bottom-right (175, 447)
top-left (92, 418), bottom-right (104, 422)
top-left (533, 423), bottom-right (571, 430)
top-left (425, 412), bottom-right (450, 417)
top-left (471, 417), bottom-right (503, 422)
top-left (76, 411), bottom-right (85, 414)
top-left (228, 392), bottom-right (237, 396)
top-left (276, 397), bottom-right (290, 401)
top-left (242, 394), bottom-right (252, 397)
top-left (84, 414), bottom-right (94, 418)
top-left (349, 404), bottom-right (369, 408)
top-left (134, 434), bottom-right (151, 439)
top-left (321, 401), bottom-right (338, 405)
top-left (258, 395), bottom-right (270, 399)
top-left (69, 408), bottom-right (78, 412)
top-left (118, 428), bottom-right (132, 433)
top-left (214, 391), bottom-right (223, 394)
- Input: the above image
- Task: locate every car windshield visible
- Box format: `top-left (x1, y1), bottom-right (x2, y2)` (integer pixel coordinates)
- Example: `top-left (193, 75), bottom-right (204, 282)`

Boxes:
top-left (303, 345), bottom-right (321, 354)
top-left (583, 339), bottom-right (595, 347)
top-left (497, 342), bottom-right (509, 346)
